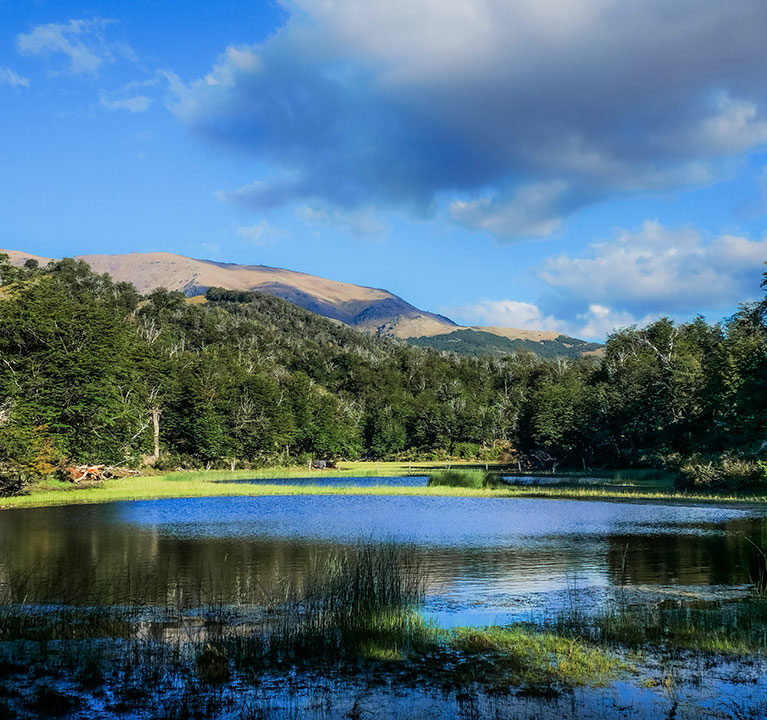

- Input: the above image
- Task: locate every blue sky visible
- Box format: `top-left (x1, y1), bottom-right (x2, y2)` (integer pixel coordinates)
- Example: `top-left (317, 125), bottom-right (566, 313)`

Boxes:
top-left (2, 0), bottom-right (767, 340)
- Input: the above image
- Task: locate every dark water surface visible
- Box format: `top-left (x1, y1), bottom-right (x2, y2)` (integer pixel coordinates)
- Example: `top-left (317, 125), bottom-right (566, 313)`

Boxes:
top-left (1, 493), bottom-right (765, 624)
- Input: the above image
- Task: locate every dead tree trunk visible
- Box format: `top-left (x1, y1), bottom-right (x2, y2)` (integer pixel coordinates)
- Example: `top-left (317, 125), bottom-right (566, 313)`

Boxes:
top-left (151, 407), bottom-right (161, 462)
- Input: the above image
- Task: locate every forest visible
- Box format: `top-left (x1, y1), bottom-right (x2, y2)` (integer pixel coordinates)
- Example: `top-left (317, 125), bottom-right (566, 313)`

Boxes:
top-left (0, 254), bottom-right (765, 492)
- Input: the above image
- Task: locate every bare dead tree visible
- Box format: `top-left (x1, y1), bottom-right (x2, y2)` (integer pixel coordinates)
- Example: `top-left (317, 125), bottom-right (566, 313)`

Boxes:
top-left (0, 398), bottom-right (11, 426)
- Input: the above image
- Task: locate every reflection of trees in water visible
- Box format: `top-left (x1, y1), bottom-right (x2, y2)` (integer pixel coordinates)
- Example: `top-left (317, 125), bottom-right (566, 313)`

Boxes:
top-left (1, 504), bottom-right (766, 605)
top-left (605, 516), bottom-right (767, 588)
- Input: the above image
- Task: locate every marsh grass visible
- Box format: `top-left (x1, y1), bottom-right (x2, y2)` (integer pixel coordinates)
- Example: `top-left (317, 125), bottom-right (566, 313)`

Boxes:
top-left (428, 469), bottom-right (490, 488)
top-left (225, 543), bottom-right (434, 670)
top-left (447, 626), bottom-right (624, 688)
top-left (554, 598), bottom-right (767, 656)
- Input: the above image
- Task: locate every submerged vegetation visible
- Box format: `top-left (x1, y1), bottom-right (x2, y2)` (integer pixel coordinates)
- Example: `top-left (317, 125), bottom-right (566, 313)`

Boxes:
top-left (0, 255), bottom-right (766, 497)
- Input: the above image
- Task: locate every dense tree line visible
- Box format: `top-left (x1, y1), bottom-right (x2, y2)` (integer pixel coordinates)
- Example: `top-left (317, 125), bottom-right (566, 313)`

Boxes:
top-left (0, 255), bottom-right (765, 489)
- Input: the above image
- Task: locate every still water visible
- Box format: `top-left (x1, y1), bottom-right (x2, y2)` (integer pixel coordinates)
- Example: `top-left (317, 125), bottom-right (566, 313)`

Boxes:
top-left (1, 487), bottom-right (765, 624)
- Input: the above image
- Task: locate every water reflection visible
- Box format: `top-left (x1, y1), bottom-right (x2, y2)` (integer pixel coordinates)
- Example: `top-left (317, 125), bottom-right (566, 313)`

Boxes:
top-left (1, 495), bottom-right (765, 619)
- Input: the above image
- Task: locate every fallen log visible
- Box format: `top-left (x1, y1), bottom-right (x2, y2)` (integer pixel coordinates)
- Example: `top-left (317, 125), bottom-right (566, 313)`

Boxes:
top-left (65, 465), bottom-right (106, 483)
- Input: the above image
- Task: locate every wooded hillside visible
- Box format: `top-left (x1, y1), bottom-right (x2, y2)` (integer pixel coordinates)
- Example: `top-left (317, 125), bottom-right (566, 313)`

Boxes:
top-left (1, 255), bottom-right (765, 491)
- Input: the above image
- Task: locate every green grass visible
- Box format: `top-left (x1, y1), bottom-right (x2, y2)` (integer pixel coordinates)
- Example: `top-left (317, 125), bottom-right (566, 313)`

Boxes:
top-left (428, 468), bottom-right (489, 488)
top-left (2, 462), bottom-right (767, 509)
top-left (447, 626), bottom-right (625, 687)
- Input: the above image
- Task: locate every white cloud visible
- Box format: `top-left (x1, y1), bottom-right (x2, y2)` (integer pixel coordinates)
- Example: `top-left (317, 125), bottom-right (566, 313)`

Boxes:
top-left (695, 95), bottom-right (767, 154)
top-left (452, 219), bottom-right (767, 340)
top-left (573, 305), bottom-right (655, 340)
top-left (451, 298), bottom-right (651, 340)
top-left (0, 66), bottom-right (29, 87)
top-left (16, 18), bottom-right (132, 74)
top-left (99, 92), bottom-right (151, 112)
top-left (540, 221), bottom-right (767, 314)
top-left (455, 299), bottom-right (565, 332)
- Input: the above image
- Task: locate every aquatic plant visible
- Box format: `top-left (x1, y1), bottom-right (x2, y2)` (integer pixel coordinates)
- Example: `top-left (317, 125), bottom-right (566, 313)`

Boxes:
top-left (554, 598), bottom-right (767, 656)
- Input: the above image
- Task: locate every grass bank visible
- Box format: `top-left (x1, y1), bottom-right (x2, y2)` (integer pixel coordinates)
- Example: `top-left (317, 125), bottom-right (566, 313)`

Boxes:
top-left (2, 462), bottom-right (767, 509)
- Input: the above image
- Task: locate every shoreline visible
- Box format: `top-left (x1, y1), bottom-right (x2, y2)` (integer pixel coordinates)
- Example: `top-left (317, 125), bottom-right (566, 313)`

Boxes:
top-left (3, 464), bottom-right (767, 510)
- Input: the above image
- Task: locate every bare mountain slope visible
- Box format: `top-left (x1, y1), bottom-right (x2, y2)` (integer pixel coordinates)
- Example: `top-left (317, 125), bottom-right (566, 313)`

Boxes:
top-left (3, 249), bottom-right (456, 335)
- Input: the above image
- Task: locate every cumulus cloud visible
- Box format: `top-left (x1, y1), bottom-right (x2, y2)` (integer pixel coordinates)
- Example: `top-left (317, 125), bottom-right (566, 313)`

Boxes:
top-left (454, 300), bottom-right (565, 332)
top-left (453, 220), bottom-right (767, 339)
top-left (167, 0), bottom-right (767, 239)
top-left (452, 298), bottom-right (652, 340)
top-left (16, 18), bottom-right (132, 74)
top-left (0, 66), bottom-right (29, 87)
top-left (540, 221), bottom-right (767, 316)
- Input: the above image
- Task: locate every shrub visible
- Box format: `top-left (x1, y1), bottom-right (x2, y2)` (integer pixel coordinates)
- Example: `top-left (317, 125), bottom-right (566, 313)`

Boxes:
top-left (0, 463), bottom-right (31, 497)
top-left (453, 442), bottom-right (482, 460)
top-left (676, 457), bottom-right (767, 492)
top-left (478, 444), bottom-right (508, 462)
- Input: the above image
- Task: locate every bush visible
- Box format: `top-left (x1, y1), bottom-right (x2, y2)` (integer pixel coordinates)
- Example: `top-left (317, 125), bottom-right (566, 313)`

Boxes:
top-left (0, 463), bottom-right (31, 497)
top-left (453, 442), bottom-right (482, 460)
top-left (676, 457), bottom-right (767, 492)
top-left (478, 444), bottom-right (510, 462)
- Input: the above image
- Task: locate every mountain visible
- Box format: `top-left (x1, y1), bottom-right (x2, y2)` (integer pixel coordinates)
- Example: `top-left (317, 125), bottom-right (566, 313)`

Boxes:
top-left (409, 329), bottom-right (603, 360)
top-left (2, 249), bottom-right (601, 358)
top-left (3, 249), bottom-right (456, 335)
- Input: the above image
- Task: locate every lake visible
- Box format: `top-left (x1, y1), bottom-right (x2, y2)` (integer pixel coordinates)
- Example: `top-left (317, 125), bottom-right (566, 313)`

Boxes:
top-left (1, 490), bottom-right (764, 625)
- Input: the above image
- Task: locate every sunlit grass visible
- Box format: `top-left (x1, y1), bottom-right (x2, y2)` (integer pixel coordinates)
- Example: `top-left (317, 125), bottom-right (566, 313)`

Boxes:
top-left (3, 461), bottom-right (767, 509)
top-left (448, 626), bottom-right (625, 687)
